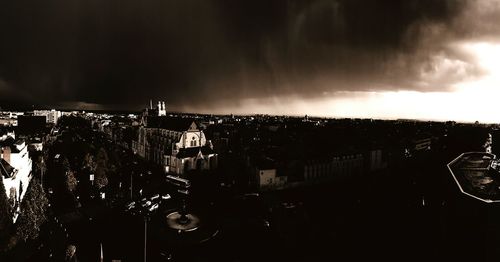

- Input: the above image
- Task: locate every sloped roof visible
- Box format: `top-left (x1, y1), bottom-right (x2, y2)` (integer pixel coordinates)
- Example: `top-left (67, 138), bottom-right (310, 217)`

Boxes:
top-left (176, 146), bottom-right (214, 159)
top-left (0, 158), bottom-right (15, 178)
top-left (146, 116), bottom-right (196, 132)
top-left (0, 136), bottom-right (15, 147)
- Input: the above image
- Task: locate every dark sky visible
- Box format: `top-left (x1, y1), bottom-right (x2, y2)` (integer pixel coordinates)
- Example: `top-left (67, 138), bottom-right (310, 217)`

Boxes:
top-left (1, 0), bottom-right (499, 118)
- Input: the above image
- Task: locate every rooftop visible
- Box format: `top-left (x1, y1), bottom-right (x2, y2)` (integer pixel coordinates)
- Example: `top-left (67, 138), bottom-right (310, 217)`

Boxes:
top-left (146, 116), bottom-right (196, 132)
top-left (448, 152), bottom-right (500, 203)
top-left (0, 158), bottom-right (15, 178)
top-left (175, 146), bottom-right (214, 159)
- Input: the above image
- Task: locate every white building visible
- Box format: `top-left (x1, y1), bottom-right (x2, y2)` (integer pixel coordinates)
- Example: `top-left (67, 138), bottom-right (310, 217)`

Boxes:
top-left (34, 109), bottom-right (62, 124)
top-left (1, 132), bottom-right (32, 222)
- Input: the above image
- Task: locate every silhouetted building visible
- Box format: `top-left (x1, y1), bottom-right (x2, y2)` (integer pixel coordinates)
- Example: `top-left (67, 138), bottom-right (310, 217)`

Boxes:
top-left (303, 153), bottom-right (364, 182)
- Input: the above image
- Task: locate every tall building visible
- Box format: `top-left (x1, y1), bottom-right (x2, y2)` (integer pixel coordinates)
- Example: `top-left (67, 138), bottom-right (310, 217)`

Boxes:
top-left (133, 115), bottom-right (217, 175)
top-left (1, 131), bottom-right (32, 222)
top-left (34, 109), bottom-right (62, 124)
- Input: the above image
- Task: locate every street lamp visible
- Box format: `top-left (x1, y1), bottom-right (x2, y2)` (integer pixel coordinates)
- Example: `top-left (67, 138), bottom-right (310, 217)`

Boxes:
top-left (41, 158), bottom-right (44, 188)
top-left (127, 196), bottom-right (159, 262)
top-left (144, 215), bottom-right (149, 262)
top-left (130, 171), bottom-right (134, 200)
top-left (142, 202), bottom-right (159, 262)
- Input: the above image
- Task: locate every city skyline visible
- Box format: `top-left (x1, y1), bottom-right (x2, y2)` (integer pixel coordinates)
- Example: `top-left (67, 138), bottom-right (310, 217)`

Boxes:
top-left (1, 1), bottom-right (500, 122)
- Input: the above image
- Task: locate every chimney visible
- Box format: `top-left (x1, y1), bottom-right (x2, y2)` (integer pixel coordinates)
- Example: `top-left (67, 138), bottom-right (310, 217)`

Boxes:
top-left (2, 146), bottom-right (11, 164)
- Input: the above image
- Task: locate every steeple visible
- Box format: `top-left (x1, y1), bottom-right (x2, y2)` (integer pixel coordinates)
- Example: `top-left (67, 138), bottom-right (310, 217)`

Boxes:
top-left (158, 101), bottom-right (166, 116)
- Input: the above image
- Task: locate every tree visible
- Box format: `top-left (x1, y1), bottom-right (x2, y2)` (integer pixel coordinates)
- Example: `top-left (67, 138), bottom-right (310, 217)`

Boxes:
top-left (94, 148), bottom-right (109, 190)
top-left (65, 244), bottom-right (78, 262)
top-left (62, 157), bottom-right (71, 173)
top-left (66, 171), bottom-right (78, 192)
top-left (83, 153), bottom-right (96, 173)
top-left (33, 155), bottom-right (47, 180)
top-left (94, 168), bottom-right (108, 190)
top-left (96, 148), bottom-right (109, 169)
top-left (0, 177), bottom-right (13, 249)
top-left (15, 179), bottom-right (49, 242)
top-left (7, 187), bottom-right (17, 215)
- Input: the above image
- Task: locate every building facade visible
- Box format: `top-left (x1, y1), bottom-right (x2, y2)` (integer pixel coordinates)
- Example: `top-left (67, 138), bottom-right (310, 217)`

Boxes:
top-left (1, 132), bottom-right (32, 222)
top-left (34, 109), bottom-right (62, 124)
top-left (303, 153), bottom-right (364, 182)
top-left (132, 115), bottom-right (218, 176)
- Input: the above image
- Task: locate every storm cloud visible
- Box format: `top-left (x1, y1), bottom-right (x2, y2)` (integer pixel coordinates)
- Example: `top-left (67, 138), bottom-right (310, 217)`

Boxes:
top-left (0, 0), bottom-right (498, 114)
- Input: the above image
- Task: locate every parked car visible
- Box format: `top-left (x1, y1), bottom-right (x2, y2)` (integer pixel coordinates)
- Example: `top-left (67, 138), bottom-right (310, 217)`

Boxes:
top-left (148, 203), bottom-right (159, 212)
top-left (151, 194), bottom-right (160, 201)
top-left (161, 194), bottom-right (171, 200)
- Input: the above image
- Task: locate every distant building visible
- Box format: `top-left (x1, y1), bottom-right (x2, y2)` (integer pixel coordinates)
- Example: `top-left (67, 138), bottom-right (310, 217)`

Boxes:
top-left (404, 135), bottom-right (432, 158)
top-left (0, 111), bottom-right (18, 126)
top-left (413, 137), bottom-right (432, 152)
top-left (1, 131), bottom-right (32, 222)
top-left (133, 116), bottom-right (218, 175)
top-left (34, 109), bottom-right (62, 124)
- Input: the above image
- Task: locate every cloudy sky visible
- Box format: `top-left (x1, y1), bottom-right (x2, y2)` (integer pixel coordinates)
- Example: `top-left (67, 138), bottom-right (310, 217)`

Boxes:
top-left (1, 0), bottom-right (500, 122)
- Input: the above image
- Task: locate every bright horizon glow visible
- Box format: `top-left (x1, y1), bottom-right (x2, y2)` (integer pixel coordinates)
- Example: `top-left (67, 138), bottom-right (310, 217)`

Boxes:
top-left (325, 41), bottom-right (500, 123)
top-left (194, 41), bottom-right (500, 123)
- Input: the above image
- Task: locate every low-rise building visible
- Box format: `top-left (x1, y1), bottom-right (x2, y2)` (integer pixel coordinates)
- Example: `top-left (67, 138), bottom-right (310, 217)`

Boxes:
top-left (255, 158), bottom-right (287, 190)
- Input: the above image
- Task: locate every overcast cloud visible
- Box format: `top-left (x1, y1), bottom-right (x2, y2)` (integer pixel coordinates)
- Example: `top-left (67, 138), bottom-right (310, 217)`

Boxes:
top-left (1, 0), bottom-right (499, 119)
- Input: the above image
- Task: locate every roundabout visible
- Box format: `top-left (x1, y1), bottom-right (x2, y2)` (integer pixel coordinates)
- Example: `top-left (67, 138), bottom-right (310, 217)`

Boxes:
top-left (165, 211), bottom-right (200, 232)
